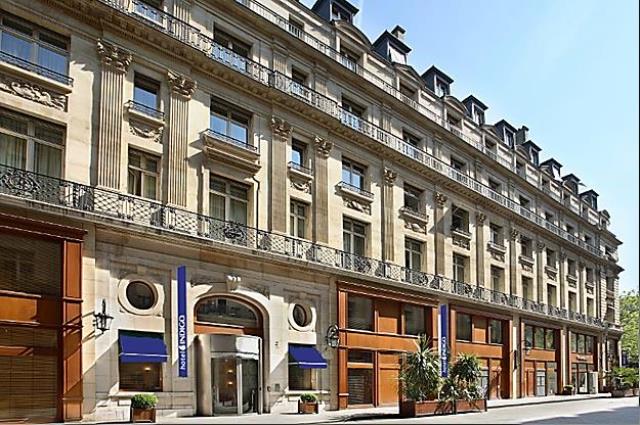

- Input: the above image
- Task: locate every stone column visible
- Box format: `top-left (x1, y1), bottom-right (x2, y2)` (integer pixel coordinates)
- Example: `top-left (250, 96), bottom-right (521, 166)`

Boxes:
top-left (578, 260), bottom-right (585, 314)
top-left (166, 71), bottom-right (196, 207)
top-left (382, 167), bottom-right (397, 262)
top-left (269, 116), bottom-right (292, 233)
top-left (313, 137), bottom-right (332, 244)
top-left (475, 212), bottom-right (486, 286)
top-left (508, 227), bottom-right (519, 296)
top-left (434, 191), bottom-right (447, 276)
top-left (96, 40), bottom-right (131, 190)
top-left (536, 241), bottom-right (545, 303)
top-left (559, 249), bottom-right (567, 309)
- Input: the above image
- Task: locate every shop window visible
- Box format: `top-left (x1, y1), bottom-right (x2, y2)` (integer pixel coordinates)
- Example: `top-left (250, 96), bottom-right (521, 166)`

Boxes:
top-left (479, 368), bottom-right (489, 397)
top-left (119, 362), bottom-right (162, 392)
top-left (288, 362), bottom-right (313, 391)
top-left (577, 334), bottom-right (585, 354)
top-left (524, 325), bottom-right (534, 350)
top-left (534, 327), bottom-right (545, 349)
top-left (570, 332), bottom-right (577, 353)
top-left (456, 313), bottom-right (472, 342)
top-left (347, 295), bottom-right (372, 331)
top-left (404, 304), bottom-right (425, 336)
top-left (195, 297), bottom-right (258, 328)
top-left (586, 336), bottom-right (593, 354)
top-left (545, 329), bottom-right (556, 350)
top-left (489, 319), bottom-right (502, 344)
top-left (347, 350), bottom-right (373, 405)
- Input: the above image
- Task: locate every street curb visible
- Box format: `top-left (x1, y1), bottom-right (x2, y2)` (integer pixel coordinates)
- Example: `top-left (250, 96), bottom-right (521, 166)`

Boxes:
top-left (487, 394), bottom-right (610, 410)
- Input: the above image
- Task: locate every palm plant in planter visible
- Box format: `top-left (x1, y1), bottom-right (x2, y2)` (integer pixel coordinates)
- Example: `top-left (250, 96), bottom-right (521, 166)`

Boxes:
top-left (130, 394), bottom-right (158, 423)
top-left (298, 393), bottom-right (319, 414)
top-left (399, 335), bottom-right (443, 417)
top-left (440, 353), bottom-right (486, 413)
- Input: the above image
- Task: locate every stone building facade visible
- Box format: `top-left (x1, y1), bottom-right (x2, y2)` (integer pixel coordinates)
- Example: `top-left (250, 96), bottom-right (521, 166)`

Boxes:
top-left (0, 0), bottom-right (623, 422)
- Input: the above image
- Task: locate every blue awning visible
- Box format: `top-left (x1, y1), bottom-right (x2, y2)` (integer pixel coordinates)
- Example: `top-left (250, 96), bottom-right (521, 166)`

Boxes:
top-left (289, 344), bottom-right (327, 369)
top-left (119, 333), bottom-right (168, 363)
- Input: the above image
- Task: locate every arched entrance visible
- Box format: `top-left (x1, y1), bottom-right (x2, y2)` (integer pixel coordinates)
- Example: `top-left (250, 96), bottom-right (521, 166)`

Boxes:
top-left (194, 296), bottom-right (264, 416)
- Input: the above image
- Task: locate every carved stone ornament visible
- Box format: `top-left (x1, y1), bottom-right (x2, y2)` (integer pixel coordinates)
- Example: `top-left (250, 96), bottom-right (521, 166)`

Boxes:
top-left (167, 71), bottom-right (197, 98)
top-left (314, 136), bottom-right (333, 158)
top-left (290, 179), bottom-right (311, 194)
top-left (383, 168), bottom-right (398, 186)
top-left (343, 198), bottom-right (371, 215)
top-left (537, 241), bottom-right (546, 251)
top-left (403, 219), bottom-right (427, 234)
top-left (434, 192), bottom-right (447, 208)
top-left (129, 119), bottom-right (163, 142)
top-left (0, 73), bottom-right (66, 110)
top-left (510, 228), bottom-right (519, 241)
top-left (96, 39), bottom-right (132, 73)
top-left (452, 235), bottom-right (470, 250)
top-left (490, 250), bottom-right (505, 262)
top-left (475, 212), bottom-right (487, 225)
top-left (270, 116), bottom-right (292, 140)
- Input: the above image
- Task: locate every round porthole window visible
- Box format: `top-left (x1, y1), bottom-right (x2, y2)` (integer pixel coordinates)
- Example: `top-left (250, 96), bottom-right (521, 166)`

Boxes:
top-left (126, 281), bottom-right (156, 310)
top-left (292, 304), bottom-right (310, 327)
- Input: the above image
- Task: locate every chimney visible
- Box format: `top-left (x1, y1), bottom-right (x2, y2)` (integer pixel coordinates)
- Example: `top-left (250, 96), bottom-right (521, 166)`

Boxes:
top-left (515, 125), bottom-right (529, 145)
top-left (391, 25), bottom-right (406, 41)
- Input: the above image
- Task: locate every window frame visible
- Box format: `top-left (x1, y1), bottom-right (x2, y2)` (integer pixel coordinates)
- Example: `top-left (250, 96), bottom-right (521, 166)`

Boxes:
top-left (452, 253), bottom-right (467, 283)
top-left (341, 158), bottom-right (366, 190)
top-left (127, 148), bottom-right (160, 200)
top-left (210, 97), bottom-right (251, 144)
top-left (343, 217), bottom-right (367, 256)
top-left (347, 295), bottom-right (373, 331)
top-left (209, 175), bottom-right (250, 225)
top-left (456, 312), bottom-right (472, 342)
top-left (289, 200), bottom-right (308, 239)
top-left (133, 73), bottom-right (161, 110)
top-left (404, 238), bottom-right (423, 272)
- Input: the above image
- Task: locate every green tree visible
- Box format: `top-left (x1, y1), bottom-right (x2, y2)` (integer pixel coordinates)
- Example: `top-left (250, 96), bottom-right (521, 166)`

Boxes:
top-left (620, 290), bottom-right (639, 364)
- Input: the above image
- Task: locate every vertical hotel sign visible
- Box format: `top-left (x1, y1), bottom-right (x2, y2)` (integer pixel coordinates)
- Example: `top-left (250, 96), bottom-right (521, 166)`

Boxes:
top-left (439, 303), bottom-right (448, 377)
top-left (177, 265), bottom-right (188, 377)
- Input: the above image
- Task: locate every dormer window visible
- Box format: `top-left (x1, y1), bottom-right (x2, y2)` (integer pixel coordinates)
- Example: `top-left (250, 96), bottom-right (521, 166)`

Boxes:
top-left (331, 3), bottom-right (352, 22)
top-left (388, 45), bottom-right (406, 64)
top-left (529, 149), bottom-right (539, 166)
top-left (504, 130), bottom-right (514, 147)
top-left (472, 106), bottom-right (485, 125)
top-left (435, 79), bottom-right (449, 97)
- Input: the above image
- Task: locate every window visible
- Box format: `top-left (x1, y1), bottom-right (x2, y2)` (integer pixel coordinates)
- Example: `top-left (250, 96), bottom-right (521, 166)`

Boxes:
top-left (570, 332), bottom-right (577, 352)
top-left (456, 313), bottom-right (472, 341)
top-left (546, 249), bottom-right (556, 268)
top-left (403, 184), bottom-right (421, 213)
top-left (519, 195), bottom-right (531, 210)
top-left (435, 79), bottom-right (449, 97)
top-left (488, 178), bottom-right (502, 193)
top-left (404, 304), bottom-right (426, 336)
top-left (545, 329), bottom-right (556, 350)
top-left (290, 201), bottom-right (307, 239)
top-left (567, 258), bottom-right (576, 276)
top-left (0, 108), bottom-right (64, 178)
top-left (586, 267), bottom-right (594, 283)
top-left (210, 176), bottom-right (249, 225)
top-left (569, 292), bottom-right (577, 312)
top-left (291, 68), bottom-right (308, 98)
top-left (450, 156), bottom-right (466, 173)
top-left (292, 305), bottom-right (310, 328)
top-left (340, 46), bottom-right (360, 70)
top-left (516, 161), bottom-right (525, 177)
top-left (291, 140), bottom-right (306, 167)
top-left (341, 97), bottom-right (365, 118)
top-left (534, 327), bottom-right (545, 349)
top-left (547, 284), bottom-right (557, 307)
top-left (584, 234), bottom-right (593, 246)
top-left (490, 266), bottom-right (504, 292)
top-left (133, 73), bottom-right (160, 110)
top-left (585, 336), bottom-right (593, 354)
top-left (288, 19), bottom-right (305, 38)
top-left (331, 3), bottom-right (353, 22)
top-left (404, 238), bottom-right (423, 271)
top-left (126, 281), bottom-right (156, 310)
top-left (402, 130), bottom-right (421, 156)
top-left (504, 130), bottom-right (514, 147)
top-left (210, 98), bottom-right (251, 144)
top-left (565, 224), bottom-right (575, 236)
top-left (451, 205), bottom-right (469, 233)
top-left (119, 332), bottom-right (163, 392)
top-left (213, 28), bottom-right (250, 58)
top-left (577, 334), bottom-right (585, 354)
top-left (128, 149), bottom-right (159, 200)
top-left (524, 325), bottom-right (534, 349)
top-left (520, 236), bottom-right (532, 257)
top-left (289, 363), bottom-right (313, 391)
top-left (196, 298), bottom-right (258, 328)
top-left (489, 223), bottom-right (503, 246)
top-left (343, 218), bottom-right (366, 256)
top-left (522, 276), bottom-right (532, 300)
top-left (133, 0), bottom-right (163, 25)
top-left (341, 158), bottom-right (366, 190)
top-left (472, 107), bottom-right (485, 125)
top-left (347, 295), bottom-right (372, 331)
top-left (587, 298), bottom-right (594, 317)
top-left (0, 14), bottom-right (69, 76)
top-left (545, 211), bottom-right (555, 222)
top-left (453, 254), bottom-right (467, 283)
top-left (489, 319), bottom-right (503, 344)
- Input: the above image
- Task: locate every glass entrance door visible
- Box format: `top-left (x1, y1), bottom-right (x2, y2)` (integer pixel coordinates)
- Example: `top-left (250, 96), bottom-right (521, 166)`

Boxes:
top-left (241, 359), bottom-right (259, 414)
top-left (213, 358), bottom-right (238, 415)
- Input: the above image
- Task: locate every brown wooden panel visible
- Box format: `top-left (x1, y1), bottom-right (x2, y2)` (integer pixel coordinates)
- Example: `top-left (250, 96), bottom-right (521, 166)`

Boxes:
top-left (0, 295), bottom-right (60, 325)
top-left (473, 316), bottom-right (487, 344)
top-left (378, 368), bottom-right (399, 406)
top-left (526, 349), bottom-right (556, 362)
top-left (63, 242), bottom-right (82, 299)
top-left (337, 281), bottom-right (437, 306)
top-left (570, 353), bottom-right (595, 364)
top-left (376, 299), bottom-right (399, 334)
top-left (338, 347), bottom-right (348, 409)
top-left (455, 341), bottom-right (504, 359)
top-left (194, 323), bottom-right (260, 336)
top-left (378, 352), bottom-right (401, 368)
top-left (344, 331), bottom-right (418, 352)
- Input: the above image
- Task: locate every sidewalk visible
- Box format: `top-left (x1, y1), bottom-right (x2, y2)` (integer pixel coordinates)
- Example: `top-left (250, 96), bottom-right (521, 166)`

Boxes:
top-left (487, 392), bottom-right (609, 408)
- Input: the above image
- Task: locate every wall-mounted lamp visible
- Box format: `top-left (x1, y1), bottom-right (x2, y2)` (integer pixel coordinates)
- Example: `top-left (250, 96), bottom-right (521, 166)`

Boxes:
top-left (325, 324), bottom-right (340, 349)
top-left (93, 299), bottom-right (114, 334)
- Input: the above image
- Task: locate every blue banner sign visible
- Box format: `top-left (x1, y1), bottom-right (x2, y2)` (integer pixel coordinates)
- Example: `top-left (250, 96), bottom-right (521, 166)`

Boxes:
top-left (439, 304), bottom-right (448, 377)
top-left (177, 265), bottom-right (188, 377)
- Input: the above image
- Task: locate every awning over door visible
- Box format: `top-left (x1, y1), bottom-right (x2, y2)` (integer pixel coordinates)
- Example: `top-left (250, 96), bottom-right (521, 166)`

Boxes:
top-left (288, 344), bottom-right (327, 369)
top-left (119, 333), bottom-right (168, 363)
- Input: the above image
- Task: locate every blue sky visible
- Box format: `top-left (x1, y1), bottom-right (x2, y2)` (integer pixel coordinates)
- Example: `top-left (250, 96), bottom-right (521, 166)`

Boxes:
top-left (302, 0), bottom-right (639, 293)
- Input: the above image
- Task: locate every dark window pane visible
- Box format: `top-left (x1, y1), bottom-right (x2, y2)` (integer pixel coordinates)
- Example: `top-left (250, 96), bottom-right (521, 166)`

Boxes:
top-left (456, 313), bottom-right (471, 342)
top-left (545, 329), bottom-right (556, 350)
top-left (489, 319), bottom-right (503, 344)
top-left (525, 325), bottom-right (534, 349)
top-left (534, 327), bottom-right (545, 349)
top-left (404, 304), bottom-right (425, 336)
top-left (347, 296), bottom-right (372, 331)
top-left (38, 46), bottom-right (67, 75)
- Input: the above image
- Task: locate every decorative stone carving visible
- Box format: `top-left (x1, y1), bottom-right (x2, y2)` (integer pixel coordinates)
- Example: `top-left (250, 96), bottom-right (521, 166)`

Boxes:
top-left (537, 241), bottom-right (546, 251)
top-left (314, 136), bottom-right (332, 157)
top-left (434, 192), bottom-right (447, 208)
top-left (96, 39), bottom-right (132, 73)
top-left (129, 119), bottom-right (163, 142)
top-left (452, 236), bottom-right (470, 250)
top-left (475, 212), bottom-right (486, 225)
top-left (167, 71), bottom-right (197, 98)
top-left (510, 228), bottom-right (519, 241)
top-left (343, 198), bottom-right (371, 215)
top-left (0, 73), bottom-right (66, 110)
top-left (490, 250), bottom-right (505, 262)
top-left (383, 168), bottom-right (397, 186)
top-left (270, 116), bottom-right (292, 140)
top-left (399, 207), bottom-right (428, 234)
top-left (290, 179), bottom-right (311, 194)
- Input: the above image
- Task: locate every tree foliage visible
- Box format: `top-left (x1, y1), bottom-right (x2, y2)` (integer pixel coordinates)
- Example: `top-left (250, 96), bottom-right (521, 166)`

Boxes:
top-left (400, 335), bottom-right (440, 401)
top-left (620, 290), bottom-right (639, 363)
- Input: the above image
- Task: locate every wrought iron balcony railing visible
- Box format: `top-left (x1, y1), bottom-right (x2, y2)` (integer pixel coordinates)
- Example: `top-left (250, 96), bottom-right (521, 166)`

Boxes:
top-left (95, 0), bottom-right (605, 260)
top-left (204, 129), bottom-right (259, 153)
top-left (287, 161), bottom-right (313, 176)
top-left (337, 181), bottom-right (374, 199)
top-left (0, 164), bottom-right (608, 329)
top-left (0, 50), bottom-right (74, 86)
top-left (126, 100), bottom-right (165, 120)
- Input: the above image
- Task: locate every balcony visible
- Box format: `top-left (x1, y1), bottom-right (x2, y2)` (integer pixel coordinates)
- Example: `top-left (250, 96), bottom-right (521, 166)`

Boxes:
top-left (545, 264), bottom-right (558, 281)
top-left (519, 254), bottom-right (535, 272)
top-left (201, 129), bottom-right (260, 172)
top-left (566, 273), bottom-right (578, 288)
top-left (0, 50), bottom-right (74, 86)
top-left (0, 164), bottom-right (610, 330)
top-left (94, 0), bottom-right (608, 261)
top-left (399, 206), bottom-right (428, 234)
top-left (287, 161), bottom-right (313, 194)
top-left (126, 100), bottom-right (164, 122)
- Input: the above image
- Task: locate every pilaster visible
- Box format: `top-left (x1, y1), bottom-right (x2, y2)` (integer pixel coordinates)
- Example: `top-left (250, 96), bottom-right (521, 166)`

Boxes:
top-left (96, 40), bottom-right (131, 190)
top-left (508, 226), bottom-right (519, 296)
top-left (166, 71), bottom-right (196, 206)
top-left (269, 116), bottom-right (292, 233)
top-left (475, 212), bottom-right (486, 286)
top-left (535, 241), bottom-right (545, 303)
top-left (434, 191), bottom-right (447, 276)
top-left (313, 136), bottom-right (332, 243)
top-left (382, 167), bottom-right (397, 262)
top-left (559, 249), bottom-right (567, 309)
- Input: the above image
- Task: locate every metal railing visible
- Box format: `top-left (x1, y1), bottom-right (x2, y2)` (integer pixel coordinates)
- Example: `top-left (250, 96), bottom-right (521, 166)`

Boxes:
top-left (204, 129), bottom-right (259, 153)
top-left (126, 100), bottom-right (164, 120)
top-left (287, 161), bottom-right (313, 175)
top-left (0, 164), bottom-right (609, 329)
top-left (0, 50), bottom-right (74, 86)
top-left (95, 0), bottom-right (605, 260)
top-left (337, 181), bottom-right (374, 199)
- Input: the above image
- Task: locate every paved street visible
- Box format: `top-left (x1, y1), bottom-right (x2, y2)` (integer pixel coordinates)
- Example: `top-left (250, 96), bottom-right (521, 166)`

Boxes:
top-left (151, 396), bottom-right (638, 425)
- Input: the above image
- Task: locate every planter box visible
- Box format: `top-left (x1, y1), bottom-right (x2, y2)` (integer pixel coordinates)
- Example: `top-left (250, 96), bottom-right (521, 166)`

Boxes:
top-left (298, 401), bottom-right (318, 414)
top-left (455, 399), bottom-right (487, 413)
top-left (399, 400), bottom-right (454, 417)
top-left (634, 388), bottom-right (639, 396)
top-left (611, 389), bottom-right (635, 398)
top-left (130, 407), bottom-right (156, 423)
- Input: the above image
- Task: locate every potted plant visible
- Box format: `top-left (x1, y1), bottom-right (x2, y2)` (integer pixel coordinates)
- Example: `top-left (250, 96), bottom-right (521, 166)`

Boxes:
top-left (399, 335), bottom-right (444, 417)
top-left (130, 394), bottom-right (158, 423)
top-left (446, 353), bottom-right (486, 413)
top-left (610, 367), bottom-right (639, 397)
top-left (298, 393), bottom-right (319, 414)
top-left (561, 385), bottom-right (575, 395)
